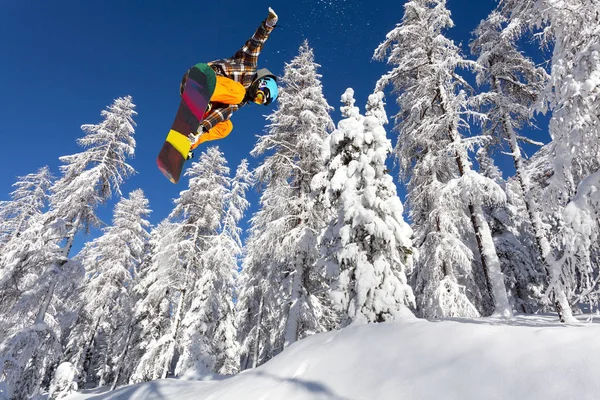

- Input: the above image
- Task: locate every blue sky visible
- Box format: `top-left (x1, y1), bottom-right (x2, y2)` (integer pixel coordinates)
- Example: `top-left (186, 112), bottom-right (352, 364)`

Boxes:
top-left (0, 0), bottom-right (548, 251)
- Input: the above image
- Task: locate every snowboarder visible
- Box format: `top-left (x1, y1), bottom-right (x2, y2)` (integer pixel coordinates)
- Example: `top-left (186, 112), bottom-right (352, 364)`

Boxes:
top-left (180, 7), bottom-right (279, 157)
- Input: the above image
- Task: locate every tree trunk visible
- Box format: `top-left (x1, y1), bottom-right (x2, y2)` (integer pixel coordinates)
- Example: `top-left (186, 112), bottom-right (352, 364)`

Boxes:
top-left (470, 203), bottom-right (513, 317)
top-left (98, 329), bottom-right (113, 388)
top-left (10, 215), bottom-right (27, 241)
top-left (284, 258), bottom-right (304, 348)
top-left (436, 215), bottom-right (454, 279)
top-left (161, 265), bottom-right (191, 379)
top-left (554, 290), bottom-right (575, 323)
top-left (35, 218), bottom-right (81, 325)
top-left (434, 83), bottom-right (512, 317)
top-left (498, 89), bottom-right (573, 322)
top-left (111, 323), bottom-right (134, 391)
top-left (251, 295), bottom-right (264, 369)
top-left (450, 125), bottom-right (512, 318)
top-left (35, 280), bottom-right (57, 325)
top-left (79, 314), bottom-right (104, 388)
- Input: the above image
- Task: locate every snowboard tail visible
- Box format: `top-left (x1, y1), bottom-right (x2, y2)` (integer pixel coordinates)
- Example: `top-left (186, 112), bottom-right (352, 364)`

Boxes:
top-left (157, 132), bottom-right (191, 184)
top-left (157, 63), bottom-right (216, 183)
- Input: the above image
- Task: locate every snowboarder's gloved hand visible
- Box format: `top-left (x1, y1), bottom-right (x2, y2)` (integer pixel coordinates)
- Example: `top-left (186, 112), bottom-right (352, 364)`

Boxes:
top-left (266, 7), bottom-right (278, 28)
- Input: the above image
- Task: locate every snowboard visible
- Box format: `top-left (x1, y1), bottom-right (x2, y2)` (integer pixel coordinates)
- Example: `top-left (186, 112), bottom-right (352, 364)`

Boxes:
top-left (157, 63), bottom-right (216, 183)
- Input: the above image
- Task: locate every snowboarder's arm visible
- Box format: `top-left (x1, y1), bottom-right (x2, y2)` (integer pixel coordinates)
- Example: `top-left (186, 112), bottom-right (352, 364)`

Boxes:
top-left (200, 104), bottom-right (238, 132)
top-left (232, 8), bottom-right (278, 66)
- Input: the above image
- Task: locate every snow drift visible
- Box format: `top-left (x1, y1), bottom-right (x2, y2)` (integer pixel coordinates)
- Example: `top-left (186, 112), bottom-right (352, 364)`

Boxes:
top-left (66, 315), bottom-right (600, 400)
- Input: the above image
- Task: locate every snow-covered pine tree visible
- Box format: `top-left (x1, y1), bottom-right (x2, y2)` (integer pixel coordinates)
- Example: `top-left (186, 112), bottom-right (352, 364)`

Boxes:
top-left (237, 241), bottom-right (284, 370)
top-left (470, 10), bottom-right (551, 313)
top-left (37, 95), bottom-right (138, 325)
top-left (128, 221), bottom-right (181, 383)
top-left (62, 189), bottom-right (150, 390)
top-left (237, 40), bottom-right (335, 368)
top-left (313, 89), bottom-right (415, 326)
top-left (47, 361), bottom-right (78, 399)
top-left (0, 96), bottom-right (137, 399)
top-left (0, 322), bottom-right (62, 400)
top-left (1, 227), bottom-right (63, 400)
top-left (0, 166), bottom-right (53, 247)
top-left (0, 166), bottom-right (53, 333)
top-left (148, 147), bottom-right (232, 379)
top-left (107, 222), bottom-right (158, 390)
top-left (175, 156), bottom-right (251, 377)
top-left (108, 251), bottom-right (154, 391)
top-left (373, 0), bottom-right (512, 318)
top-left (0, 222), bottom-right (61, 339)
top-left (208, 160), bottom-right (251, 375)
top-left (498, 0), bottom-right (600, 321)
top-left (476, 147), bottom-right (544, 313)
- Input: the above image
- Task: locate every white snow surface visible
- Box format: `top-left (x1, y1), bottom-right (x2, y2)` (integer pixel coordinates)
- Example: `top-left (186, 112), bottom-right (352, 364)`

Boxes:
top-left (66, 315), bottom-right (600, 400)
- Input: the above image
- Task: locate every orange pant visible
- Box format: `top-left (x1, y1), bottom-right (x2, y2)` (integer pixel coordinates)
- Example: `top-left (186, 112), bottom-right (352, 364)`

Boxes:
top-left (191, 75), bottom-right (245, 150)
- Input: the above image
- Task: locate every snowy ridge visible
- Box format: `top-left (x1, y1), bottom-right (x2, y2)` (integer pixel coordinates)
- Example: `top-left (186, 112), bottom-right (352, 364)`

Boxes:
top-left (66, 315), bottom-right (600, 400)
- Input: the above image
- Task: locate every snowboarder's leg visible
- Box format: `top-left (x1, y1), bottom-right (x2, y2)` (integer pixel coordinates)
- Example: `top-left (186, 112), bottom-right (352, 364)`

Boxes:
top-left (187, 76), bottom-right (243, 156)
top-left (190, 120), bottom-right (233, 151)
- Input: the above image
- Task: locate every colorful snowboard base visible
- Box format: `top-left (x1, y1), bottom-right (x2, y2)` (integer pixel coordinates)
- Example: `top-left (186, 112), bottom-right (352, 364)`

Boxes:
top-left (157, 63), bottom-right (216, 183)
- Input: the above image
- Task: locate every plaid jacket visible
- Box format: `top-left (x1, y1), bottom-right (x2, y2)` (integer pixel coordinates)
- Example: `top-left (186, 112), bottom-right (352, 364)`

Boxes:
top-left (200, 20), bottom-right (274, 132)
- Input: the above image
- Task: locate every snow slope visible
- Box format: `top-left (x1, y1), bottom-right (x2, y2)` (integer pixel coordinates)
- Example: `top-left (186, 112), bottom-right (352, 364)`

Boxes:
top-left (66, 315), bottom-right (600, 400)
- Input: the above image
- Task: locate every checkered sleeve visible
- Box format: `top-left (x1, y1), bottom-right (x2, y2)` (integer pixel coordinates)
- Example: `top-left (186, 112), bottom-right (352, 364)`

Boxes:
top-left (199, 104), bottom-right (239, 132)
top-left (232, 20), bottom-right (274, 67)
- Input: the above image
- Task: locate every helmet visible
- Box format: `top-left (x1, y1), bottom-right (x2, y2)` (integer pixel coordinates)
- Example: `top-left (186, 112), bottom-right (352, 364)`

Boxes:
top-left (256, 76), bottom-right (278, 105)
top-left (252, 69), bottom-right (278, 105)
